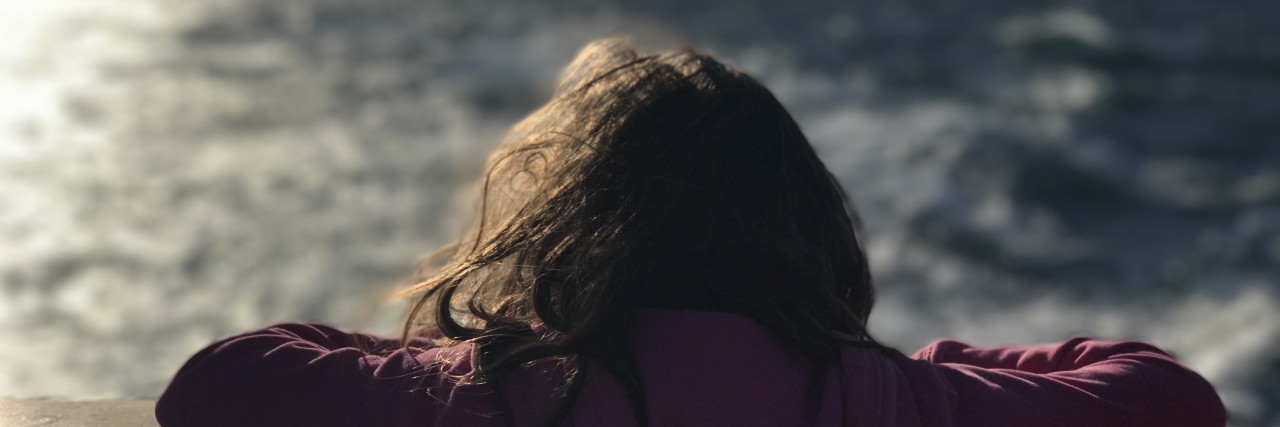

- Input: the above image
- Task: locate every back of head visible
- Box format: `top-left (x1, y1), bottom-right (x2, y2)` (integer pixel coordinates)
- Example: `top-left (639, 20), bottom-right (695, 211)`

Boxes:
top-left (401, 38), bottom-right (877, 424)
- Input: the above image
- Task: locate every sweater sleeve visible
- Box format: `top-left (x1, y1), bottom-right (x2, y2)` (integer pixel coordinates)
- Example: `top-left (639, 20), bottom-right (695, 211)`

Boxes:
top-left (154, 323), bottom-right (510, 427)
top-left (911, 337), bottom-right (1226, 427)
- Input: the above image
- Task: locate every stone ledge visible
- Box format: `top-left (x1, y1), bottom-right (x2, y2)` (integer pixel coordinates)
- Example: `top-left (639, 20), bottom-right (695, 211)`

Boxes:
top-left (0, 399), bottom-right (157, 427)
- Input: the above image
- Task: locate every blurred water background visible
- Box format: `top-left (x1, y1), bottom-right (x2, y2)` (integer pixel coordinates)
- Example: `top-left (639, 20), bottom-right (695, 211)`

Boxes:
top-left (1, 0), bottom-right (1278, 425)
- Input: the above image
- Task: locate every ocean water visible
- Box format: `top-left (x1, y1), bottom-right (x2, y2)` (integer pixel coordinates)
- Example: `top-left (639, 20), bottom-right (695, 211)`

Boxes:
top-left (2, 0), bottom-right (1278, 425)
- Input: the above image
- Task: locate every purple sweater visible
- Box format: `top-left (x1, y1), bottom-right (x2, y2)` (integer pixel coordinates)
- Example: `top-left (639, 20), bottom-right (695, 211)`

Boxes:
top-left (155, 310), bottom-right (1226, 426)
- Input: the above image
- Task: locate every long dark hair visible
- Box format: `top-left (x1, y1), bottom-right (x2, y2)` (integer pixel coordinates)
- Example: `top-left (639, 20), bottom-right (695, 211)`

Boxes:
top-left (398, 39), bottom-right (879, 425)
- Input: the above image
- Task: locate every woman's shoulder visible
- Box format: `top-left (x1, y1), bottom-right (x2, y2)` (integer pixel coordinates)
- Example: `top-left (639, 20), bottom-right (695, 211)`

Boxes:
top-left (154, 323), bottom-right (508, 427)
top-left (884, 337), bottom-right (1226, 427)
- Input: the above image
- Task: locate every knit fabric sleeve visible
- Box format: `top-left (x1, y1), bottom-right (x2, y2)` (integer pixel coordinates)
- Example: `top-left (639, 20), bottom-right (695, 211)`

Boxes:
top-left (912, 337), bottom-right (1226, 427)
top-left (154, 323), bottom-right (510, 427)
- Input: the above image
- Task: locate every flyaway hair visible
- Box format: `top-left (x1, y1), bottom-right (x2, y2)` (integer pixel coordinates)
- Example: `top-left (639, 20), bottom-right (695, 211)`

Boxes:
top-left (397, 38), bottom-right (880, 426)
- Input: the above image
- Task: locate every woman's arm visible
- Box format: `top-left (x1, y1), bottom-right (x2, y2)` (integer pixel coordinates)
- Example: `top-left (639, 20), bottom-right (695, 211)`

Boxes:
top-left (912, 337), bottom-right (1226, 427)
top-left (154, 323), bottom-right (507, 427)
